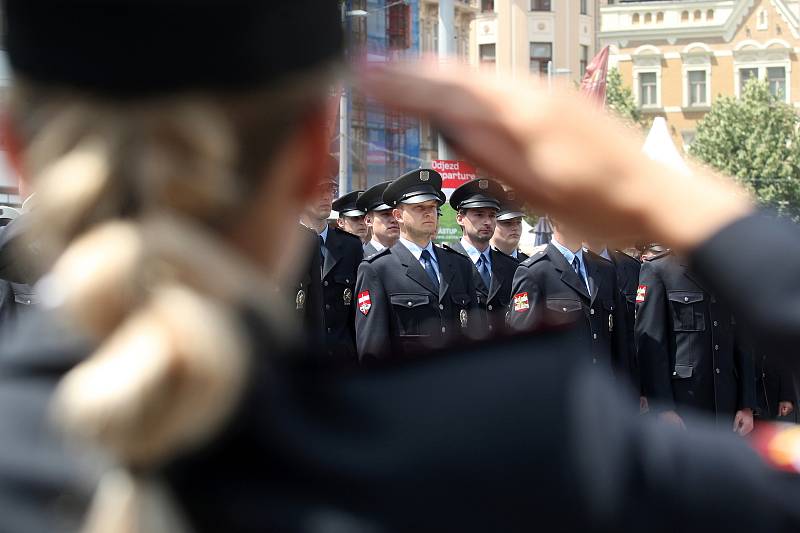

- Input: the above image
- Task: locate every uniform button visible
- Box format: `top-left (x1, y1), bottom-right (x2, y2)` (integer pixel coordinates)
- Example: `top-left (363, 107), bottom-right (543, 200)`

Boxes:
top-left (713, 321), bottom-right (718, 327)
top-left (593, 333), bottom-right (597, 339)
top-left (324, 281), bottom-right (329, 287)
top-left (489, 325), bottom-right (494, 330)
top-left (439, 304), bottom-right (444, 310)
top-left (488, 305), bottom-right (493, 311)
top-left (325, 304), bottom-right (331, 310)
top-left (590, 309), bottom-right (595, 315)
top-left (327, 327), bottom-right (332, 333)
top-left (562, 307), bottom-right (567, 312)
top-left (715, 368), bottom-right (720, 374)
top-left (441, 326), bottom-right (446, 333)
top-left (714, 344), bottom-right (719, 350)
top-left (672, 371), bottom-right (677, 376)
top-left (684, 296), bottom-right (689, 302)
top-left (346, 279), bottom-right (350, 284)
top-left (408, 301), bottom-right (413, 307)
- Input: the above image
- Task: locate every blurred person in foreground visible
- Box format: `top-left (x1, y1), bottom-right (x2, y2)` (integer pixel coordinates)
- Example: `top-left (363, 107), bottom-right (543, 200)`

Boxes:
top-left (2, 3), bottom-right (800, 533)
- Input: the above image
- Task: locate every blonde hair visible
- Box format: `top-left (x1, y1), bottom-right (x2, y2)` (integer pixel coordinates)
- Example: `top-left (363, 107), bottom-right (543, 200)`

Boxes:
top-left (10, 68), bottom-right (334, 533)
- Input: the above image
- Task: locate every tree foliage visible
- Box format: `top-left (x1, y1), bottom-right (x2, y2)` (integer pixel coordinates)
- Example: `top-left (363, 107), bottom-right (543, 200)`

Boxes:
top-left (690, 79), bottom-right (800, 219)
top-left (605, 67), bottom-right (643, 126)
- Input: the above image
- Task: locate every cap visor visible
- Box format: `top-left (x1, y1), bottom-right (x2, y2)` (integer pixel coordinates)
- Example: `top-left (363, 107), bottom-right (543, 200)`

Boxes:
top-left (401, 193), bottom-right (442, 205)
top-left (497, 211), bottom-right (525, 221)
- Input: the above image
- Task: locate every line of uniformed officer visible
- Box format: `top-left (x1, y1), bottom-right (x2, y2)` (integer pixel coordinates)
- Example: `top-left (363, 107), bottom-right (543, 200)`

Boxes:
top-left (635, 247), bottom-right (757, 431)
top-left (354, 169), bottom-right (478, 360)
top-left (508, 217), bottom-right (630, 374)
top-left (358, 181), bottom-right (399, 257)
top-left (491, 190), bottom-right (529, 262)
top-left (446, 179), bottom-right (519, 337)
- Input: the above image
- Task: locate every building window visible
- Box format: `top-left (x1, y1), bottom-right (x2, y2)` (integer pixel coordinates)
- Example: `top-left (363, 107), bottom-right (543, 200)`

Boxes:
top-left (530, 42), bottom-right (552, 75)
top-left (688, 70), bottom-right (707, 106)
top-left (656, 12), bottom-right (664, 23)
top-left (681, 11), bottom-right (689, 22)
top-left (681, 131), bottom-right (696, 154)
top-left (757, 8), bottom-right (768, 30)
top-left (644, 13), bottom-right (652, 24)
top-left (479, 43), bottom-right (496, 65)
top-left (632, 13), bottom-right (640, 24)
top-left (580, 45), bottom-right (589, 77)
top-left (693, 10), bottom-right (701, 21)
top-left (531, 0), bottom-right (551, 12)
top-left (767, 66), bottom-right (786, 99)
top-left (706, 9), bottom-right (714, 21)
top-left (481, 0), bottom-right (494, 13)
top-left (580, 0), bottom-right (587, 15)
top-left (739, 67), bottom-right (758, 93)
top-left (639, 72), bottom-right (658, 107)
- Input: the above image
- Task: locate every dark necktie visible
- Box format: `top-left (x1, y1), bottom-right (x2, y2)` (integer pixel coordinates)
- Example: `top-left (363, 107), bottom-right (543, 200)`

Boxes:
top-left (420, 249), bottom-right (440, 292)
top-left (477, 253), bottom-right (491, 289)
top-left (572, 255), bottom-right (588, 291)
top-left (319, 235), bottom-right (325, 270)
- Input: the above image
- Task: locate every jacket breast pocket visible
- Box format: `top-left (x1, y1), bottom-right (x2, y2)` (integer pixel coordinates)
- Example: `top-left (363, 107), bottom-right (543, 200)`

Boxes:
top-left (390, 293), bottom-right (431, 336)
top-left (667, 291), bottom-right (706, 332)
top-left (545, 298), bottom-right (582, 314)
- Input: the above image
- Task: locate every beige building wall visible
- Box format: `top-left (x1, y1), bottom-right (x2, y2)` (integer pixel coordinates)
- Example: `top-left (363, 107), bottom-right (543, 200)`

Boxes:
top-left (601, 0), bottom-right (800, 151)
top-left (471, 0), bottom-right (601, 84)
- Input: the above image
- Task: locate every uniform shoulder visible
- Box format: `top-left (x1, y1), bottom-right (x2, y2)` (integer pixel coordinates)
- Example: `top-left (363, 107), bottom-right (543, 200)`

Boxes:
top-left (441, 244), bottom-right (474, 266)
top-left (519, 248), bottom-right (548, 268)
top-left (612, 249), bottom-right (641, 267)
top-left (363, 247), bottom-right (391, 263)
top-left (644, 249), bottom-right (673, 265)
top-left (441, 242), bottom-right (467, 257)
top-left (492, 248), bottom-right (521, 268)
top-left (331, 227), bottom-right (363, 247)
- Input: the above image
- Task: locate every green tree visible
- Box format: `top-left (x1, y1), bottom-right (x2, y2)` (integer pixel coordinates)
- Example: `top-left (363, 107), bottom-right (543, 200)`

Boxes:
top-left (690, 79), bottom-right (800, 219)
top-left (606, 67), bottom-right (642, 126)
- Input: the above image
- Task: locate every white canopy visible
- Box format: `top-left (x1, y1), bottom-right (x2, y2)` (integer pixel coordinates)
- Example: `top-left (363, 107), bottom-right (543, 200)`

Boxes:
top-left (641, 116), bottom-right (691, 176)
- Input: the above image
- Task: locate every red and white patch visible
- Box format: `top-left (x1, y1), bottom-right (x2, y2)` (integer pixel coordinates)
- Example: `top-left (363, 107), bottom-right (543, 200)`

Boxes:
top-left (513, 292), bottom-right (529, 312)
top-left (358, 291), bottom-right (372, 315)
top-left (636, 285), bottom-right (647, 303)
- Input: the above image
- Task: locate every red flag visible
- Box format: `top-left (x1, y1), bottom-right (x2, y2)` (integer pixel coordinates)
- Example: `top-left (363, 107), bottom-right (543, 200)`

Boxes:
top-left (579, 45), bottom-right (610, 107)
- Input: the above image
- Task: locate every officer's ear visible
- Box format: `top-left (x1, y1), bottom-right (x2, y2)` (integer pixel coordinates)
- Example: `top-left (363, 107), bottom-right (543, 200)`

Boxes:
top-left (392, 206), bottom-right (403, 223)
top-left (364, 213), bottom-right (374, 228)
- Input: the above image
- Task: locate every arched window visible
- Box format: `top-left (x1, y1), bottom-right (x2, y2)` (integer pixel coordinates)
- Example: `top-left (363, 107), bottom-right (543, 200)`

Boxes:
top-left (644, 12), bottom-right (652, 24)
top-left (632, 13), bottom-right (640, 24)
top-left (706, 9), bottom-right (714, 21)
top-left (656, 12), bottom-right (664, 23)
top-left (693, 10), bottom-right (701, 21)
top-left (681, 11), bottom-right (689, 22)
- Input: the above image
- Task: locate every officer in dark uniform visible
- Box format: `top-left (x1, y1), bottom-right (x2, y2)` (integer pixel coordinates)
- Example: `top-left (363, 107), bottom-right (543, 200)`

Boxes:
top-left (635, 249), bottom-right (756, 431)
top-left (332, 189), bottom-right (368, 243)
top-left (508, 217), bottom-right (628, 373)
top-left (357, 181), bottom-right (399, 257)
top-left (446, 178), bottom-right (518, 337)
top-left (288, 224), bottom-right (325, 353)
top-left (300, 173), bottom-right (364, 360)
top-left (354, 169), bottom-right (478, 360)
top-left (491, 190), bottom-right (529, 262)
top-left (585, 242), bottom-right (642, 395)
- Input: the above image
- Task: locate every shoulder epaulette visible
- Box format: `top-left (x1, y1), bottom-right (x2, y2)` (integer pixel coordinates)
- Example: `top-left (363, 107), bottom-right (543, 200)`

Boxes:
top-left (520, 249), bottom-right (547, 267)
top-left (364, 247), bottom-right (391, 263)
top-left (645, 249), bottom-right (672, 262)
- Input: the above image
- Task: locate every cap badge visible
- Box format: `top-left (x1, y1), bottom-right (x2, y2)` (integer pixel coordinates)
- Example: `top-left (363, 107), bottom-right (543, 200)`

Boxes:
top-left (478, 180), bottom-right (488, 189)
top-left (420, 170), bottom-right (430, 182)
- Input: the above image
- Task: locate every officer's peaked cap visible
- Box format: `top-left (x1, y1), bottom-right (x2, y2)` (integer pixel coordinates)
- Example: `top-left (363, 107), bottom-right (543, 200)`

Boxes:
top-left (497, 190), bottom-right (525, 221)
top-left (3, 0), bottom-right (343, 97)
top-left (449, 179), bottom-right (503, 211)
top-left (332, 190), bottom-right (365, 217)
top-left (383, 169), bottom-right (445, 207)
top-left (357, 181), bottom-right (393, 213)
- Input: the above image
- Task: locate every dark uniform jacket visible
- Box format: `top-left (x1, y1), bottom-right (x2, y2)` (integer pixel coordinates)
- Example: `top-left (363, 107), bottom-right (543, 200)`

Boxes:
top-left (447, 241), bottom-right (518, 337)
top-left (508, 244), bottom-right (628, 373)
top-left (608, 249), bottom-right (642, 389)
top-left (290, 225), bottom-right (325, 353)
top-left (354, 241), bottom-right (478, 360)
top-left (319, 227), bottom-right (363, 359)
top-left (635, 252), bottom-right (756, 423)
top-left (755, 352), bottom-right (798, 421)
top-left (516, 251), bottom-right (529, 262)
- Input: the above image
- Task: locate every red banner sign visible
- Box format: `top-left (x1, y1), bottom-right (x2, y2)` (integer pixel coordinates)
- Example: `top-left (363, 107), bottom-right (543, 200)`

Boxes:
top-left (432, 160), bottom-right (477, 190)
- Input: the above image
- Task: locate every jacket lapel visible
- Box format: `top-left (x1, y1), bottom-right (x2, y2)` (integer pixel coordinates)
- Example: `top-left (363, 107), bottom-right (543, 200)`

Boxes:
top-left (680, 260), bottom-right (709, 293)
top-left (585, 253), bottom-right (601, 306)
top-left (487, 250), bottom-right (504, 302)
top-left (449, 241), bottom-right (488, 295)
top-left (393, 242), bottom-right (438, 296)
top-left (322, 230), bottom-right (342, 280)
top-left (548, 244), bottom-right (591, 301)
top-left (435, 247), bottom-right (455, 303)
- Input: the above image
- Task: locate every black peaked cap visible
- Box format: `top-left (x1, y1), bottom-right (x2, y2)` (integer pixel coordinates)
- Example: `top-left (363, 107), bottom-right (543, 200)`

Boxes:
top-left (357, 181), bottom-right (393, 213)
top-left (497, 190), bottom-right (526, 221)
top-left (383, 169), bottom-right (445, 207)
top-left (449, 179), bottom-right (503, 211)
top-left (332, 190), bottom-right (365, 217)
top-left (3, 0), bottom-right (343, 97)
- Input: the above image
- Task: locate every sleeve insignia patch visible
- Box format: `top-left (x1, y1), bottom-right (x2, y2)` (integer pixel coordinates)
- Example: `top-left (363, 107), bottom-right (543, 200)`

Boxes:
top-left (636, 285), bottom-right (647, 303)
top-left (513, 292), bottom-right (529, 312)
top-left (358, 291), bottom-right (372, 315)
